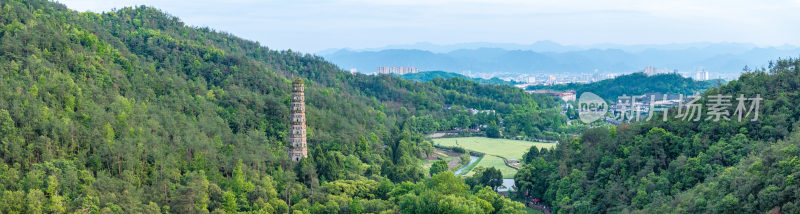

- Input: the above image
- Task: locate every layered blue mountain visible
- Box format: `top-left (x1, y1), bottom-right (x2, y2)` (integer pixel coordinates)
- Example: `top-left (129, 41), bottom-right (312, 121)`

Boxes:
top-left (323, 43), bottom-right (800, 75)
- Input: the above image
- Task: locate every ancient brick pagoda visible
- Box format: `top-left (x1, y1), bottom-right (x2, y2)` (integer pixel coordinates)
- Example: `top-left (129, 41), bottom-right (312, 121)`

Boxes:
top-left (289, 78), bottom-right (307, 161)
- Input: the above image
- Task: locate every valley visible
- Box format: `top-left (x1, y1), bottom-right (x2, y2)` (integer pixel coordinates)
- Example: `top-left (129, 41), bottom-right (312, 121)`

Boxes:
top-left (1, 0), bottom-right (799, 213)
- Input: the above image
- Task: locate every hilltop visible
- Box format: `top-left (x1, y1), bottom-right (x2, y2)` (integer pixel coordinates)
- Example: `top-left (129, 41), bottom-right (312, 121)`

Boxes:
top-left (0, 0), bottom-right (562, 212)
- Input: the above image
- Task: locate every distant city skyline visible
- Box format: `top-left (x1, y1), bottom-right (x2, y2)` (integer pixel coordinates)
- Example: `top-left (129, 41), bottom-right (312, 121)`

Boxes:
top-left (59, 0), bottom-right (800, 53)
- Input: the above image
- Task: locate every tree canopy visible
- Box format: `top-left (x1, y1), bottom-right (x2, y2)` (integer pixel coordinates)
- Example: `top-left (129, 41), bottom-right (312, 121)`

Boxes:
top-left (0, 0), bottom-right (542, 212)
top-left (515, 58), bottom-right (800, 213)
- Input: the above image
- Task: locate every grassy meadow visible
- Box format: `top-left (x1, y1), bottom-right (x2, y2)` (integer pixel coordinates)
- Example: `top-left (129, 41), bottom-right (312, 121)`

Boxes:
top-left (465, 155), bottom-right (518, 178)
top-left (433, 137), bottom-right (557, 178)
top-left (433, 137), bottom-right (556, 160)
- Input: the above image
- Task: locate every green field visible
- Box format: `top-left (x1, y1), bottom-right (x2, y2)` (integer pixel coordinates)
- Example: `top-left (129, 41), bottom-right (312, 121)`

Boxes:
top-left (434, 137), bottom-right (557, 178)
top-left (433, 137), bottom-right (556, 160)
top-left (465, 155), bottom-right (517, 178)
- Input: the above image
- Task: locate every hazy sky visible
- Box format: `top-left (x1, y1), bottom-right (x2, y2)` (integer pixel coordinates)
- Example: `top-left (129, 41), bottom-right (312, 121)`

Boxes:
top-left (59, 0), bottom-right (800, 53)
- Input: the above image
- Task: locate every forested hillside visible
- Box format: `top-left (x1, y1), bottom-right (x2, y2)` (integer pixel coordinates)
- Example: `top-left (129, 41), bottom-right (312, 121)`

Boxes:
top-left (515, 58), bottom-right (800, 213)
top-left (527, 72), bottom-right (719, 100)
top-left (0, 0), bottom-right (563, 212)
top-left (397, 71), bottom-right (518, 86)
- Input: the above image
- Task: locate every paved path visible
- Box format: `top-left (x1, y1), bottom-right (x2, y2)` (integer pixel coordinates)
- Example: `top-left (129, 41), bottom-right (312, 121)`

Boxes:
top-left (455, 155), bottom-right (478, 175)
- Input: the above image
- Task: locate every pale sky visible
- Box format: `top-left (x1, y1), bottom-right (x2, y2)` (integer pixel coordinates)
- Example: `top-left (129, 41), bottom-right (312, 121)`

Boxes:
top-left (59, 0), bottom-right (800, 53)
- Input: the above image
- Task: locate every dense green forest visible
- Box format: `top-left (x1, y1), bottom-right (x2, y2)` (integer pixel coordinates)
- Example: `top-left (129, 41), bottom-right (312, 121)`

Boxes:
top-left (5, 0), bottom-right (798, 213)
top-left (0, 0), bottom-right (568, 213)
top-left (515, 58), bottom-right (800, 213)
top-left (527, 72), bottom-right (721, 101)
top-left (397, 71), bottom-right (519, 86)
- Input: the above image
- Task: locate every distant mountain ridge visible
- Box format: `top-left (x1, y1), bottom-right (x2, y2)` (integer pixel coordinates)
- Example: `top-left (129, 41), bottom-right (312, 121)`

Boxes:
top-left (322, 42), bottom-right (800, 76)
top-left (321, 41), bottom-right (780, 54)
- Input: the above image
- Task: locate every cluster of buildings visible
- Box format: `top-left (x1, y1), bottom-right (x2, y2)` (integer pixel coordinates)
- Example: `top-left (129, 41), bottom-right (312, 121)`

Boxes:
top-left (694, 69), bottom-right (710, 81)
top-left (641, 66), bottom-right (712, 81)
top-left (511, 71), bottom-right (620, 89)
top-left (370, 65), bottom-right (719, 87)
top-left (368, 65), bottom-right (722, 91)
top-left (605, 93), bottom-right (685, 123)
top-left (642, 66), bottom-right (677, 76)
top-left (510, 66), bottom-right (719, 89)
top-left (528, 90), bottom-right (577, 102)
top-left (376, 66), bottom-right (419, 75)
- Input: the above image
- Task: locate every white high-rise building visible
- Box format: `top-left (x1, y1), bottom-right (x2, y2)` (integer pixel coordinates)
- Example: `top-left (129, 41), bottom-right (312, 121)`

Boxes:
top-left (695, 69), bottom-right (710, 81)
